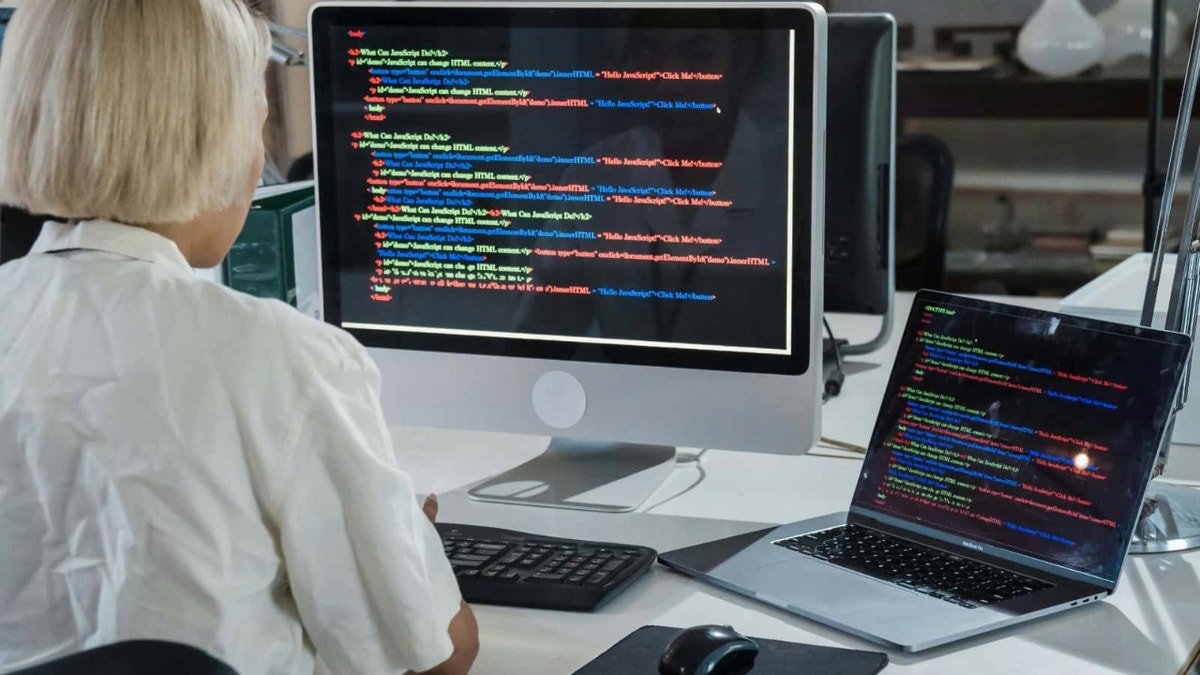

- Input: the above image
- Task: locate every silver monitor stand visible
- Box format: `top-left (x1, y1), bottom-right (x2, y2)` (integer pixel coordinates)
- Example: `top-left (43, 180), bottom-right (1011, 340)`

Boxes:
top-left (467, 440), bottom-right (677, 513)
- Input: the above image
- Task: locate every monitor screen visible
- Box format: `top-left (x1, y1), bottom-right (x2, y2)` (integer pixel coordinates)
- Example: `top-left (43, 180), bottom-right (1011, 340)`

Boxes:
top-left (852, 291), bottom-right (1190, 583)
top-left (312, 5), bottom-right (817, 375)
top-left (823, 15), bottom-right (893, 316)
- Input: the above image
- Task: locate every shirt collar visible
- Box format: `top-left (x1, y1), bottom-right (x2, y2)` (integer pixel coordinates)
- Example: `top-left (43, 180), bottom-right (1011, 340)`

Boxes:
top-left (30, 220), bottom-right (194, 275)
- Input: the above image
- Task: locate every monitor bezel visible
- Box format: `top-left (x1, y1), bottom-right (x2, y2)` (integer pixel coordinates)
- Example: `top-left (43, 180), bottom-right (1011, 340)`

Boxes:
top-left (849, 289), bottom-right (1192, 589)
top-left (309, 1), bottom-right (823, 376)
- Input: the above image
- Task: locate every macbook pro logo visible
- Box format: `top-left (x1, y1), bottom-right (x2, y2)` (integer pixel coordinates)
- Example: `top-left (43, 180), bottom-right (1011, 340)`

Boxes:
top-left (962, 540), bottom-right (984, 552)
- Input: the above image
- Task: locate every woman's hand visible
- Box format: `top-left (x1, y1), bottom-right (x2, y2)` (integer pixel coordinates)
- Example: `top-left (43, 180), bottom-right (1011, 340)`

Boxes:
top-left (422, 494), bottom-right (439, 524)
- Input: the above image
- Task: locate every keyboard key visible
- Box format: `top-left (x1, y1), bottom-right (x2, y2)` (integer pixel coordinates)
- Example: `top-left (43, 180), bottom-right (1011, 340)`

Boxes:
top-left (436, 522), bottom-right (657, 612)
top-left (773, 525), bottom-right (1051, 608)
top-left (586, 571), bottom-right (611, 585)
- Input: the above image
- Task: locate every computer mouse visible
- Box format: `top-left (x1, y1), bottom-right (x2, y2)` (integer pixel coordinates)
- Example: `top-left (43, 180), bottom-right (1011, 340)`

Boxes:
top-left (658, 624), bottom-right (760, 675)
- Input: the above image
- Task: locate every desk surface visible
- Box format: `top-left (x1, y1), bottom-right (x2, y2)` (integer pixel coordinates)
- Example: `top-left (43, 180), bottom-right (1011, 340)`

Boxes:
top-left (389, 292), bottom-right (1200, 675)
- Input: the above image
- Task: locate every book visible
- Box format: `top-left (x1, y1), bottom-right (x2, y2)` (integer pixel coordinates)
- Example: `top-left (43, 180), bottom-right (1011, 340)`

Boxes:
top-left (223, 182), bottom-right (320, 320)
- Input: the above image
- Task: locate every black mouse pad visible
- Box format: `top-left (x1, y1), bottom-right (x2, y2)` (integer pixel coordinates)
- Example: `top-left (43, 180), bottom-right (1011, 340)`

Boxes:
top-left (574, 625), bottom-right (888, 674)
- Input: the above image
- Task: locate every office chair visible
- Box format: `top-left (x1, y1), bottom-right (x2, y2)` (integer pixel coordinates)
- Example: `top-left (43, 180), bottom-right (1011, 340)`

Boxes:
top-left (893, 133), bottom-right (955, 291)
top-left (0, 205), bottom-right (56, 264)
top-left (287, 152), bottom-right (315, 182)
top-left (10, 641), bottom-right (239, 675)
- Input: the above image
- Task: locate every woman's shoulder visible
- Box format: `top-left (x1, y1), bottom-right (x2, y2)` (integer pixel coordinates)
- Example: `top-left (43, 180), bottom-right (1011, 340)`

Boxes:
top-left (186, 280), bottom-right (373, 379)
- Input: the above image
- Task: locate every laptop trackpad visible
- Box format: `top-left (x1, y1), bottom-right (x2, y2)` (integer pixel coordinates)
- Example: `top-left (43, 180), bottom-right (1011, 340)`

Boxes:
top-left (726, 556), bottom-right (915, 615)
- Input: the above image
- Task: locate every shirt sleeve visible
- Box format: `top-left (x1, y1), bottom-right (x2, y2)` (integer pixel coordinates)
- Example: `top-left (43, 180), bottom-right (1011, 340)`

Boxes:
top-left (276, 340), bottom-right (462, 675)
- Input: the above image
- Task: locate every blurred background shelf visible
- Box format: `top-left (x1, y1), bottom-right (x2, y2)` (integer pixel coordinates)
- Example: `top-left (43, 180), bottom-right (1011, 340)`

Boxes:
top-left (899, 71), bottom-right (1186, 120)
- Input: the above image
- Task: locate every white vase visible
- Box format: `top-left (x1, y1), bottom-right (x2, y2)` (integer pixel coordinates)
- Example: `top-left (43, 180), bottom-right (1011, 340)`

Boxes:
top-left (1096, 0), bottom-right (1182, 68)
top-left (1017, 0), bottom-right (1107, 78)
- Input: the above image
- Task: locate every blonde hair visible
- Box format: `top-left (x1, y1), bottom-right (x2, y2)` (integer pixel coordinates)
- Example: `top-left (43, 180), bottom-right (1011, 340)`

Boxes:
top-left (0, 0), bottom-right (271, 225)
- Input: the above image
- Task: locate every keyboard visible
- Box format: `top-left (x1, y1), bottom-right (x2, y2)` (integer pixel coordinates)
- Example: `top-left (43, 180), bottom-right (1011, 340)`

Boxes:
top-left (773, 524), bottom-right (1052, 609)
top-left (436, 522), bottom-right (657, 611)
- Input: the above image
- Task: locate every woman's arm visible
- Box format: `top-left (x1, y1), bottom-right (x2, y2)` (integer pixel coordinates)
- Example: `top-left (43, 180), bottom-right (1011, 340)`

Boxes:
top-left (275, 339), bottom-right (471, 674)
top-left (414, 601), bottom-right (479, 675)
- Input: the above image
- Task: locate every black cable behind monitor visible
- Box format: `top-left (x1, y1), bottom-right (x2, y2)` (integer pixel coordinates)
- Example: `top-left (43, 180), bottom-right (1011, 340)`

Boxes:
top-left (822, 317), bottom-right (846, 402)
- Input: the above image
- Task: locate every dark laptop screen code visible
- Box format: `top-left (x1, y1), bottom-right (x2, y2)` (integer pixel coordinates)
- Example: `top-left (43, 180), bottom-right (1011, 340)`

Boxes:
top-left (853, 296), bottom-right (1187, 581)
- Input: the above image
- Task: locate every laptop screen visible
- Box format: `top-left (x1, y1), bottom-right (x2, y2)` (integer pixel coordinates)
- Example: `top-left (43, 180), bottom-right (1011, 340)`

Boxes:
top-left (852, 291), bottom-right (1190, 583)
top-left (0, 7), bottom-right (10, 47)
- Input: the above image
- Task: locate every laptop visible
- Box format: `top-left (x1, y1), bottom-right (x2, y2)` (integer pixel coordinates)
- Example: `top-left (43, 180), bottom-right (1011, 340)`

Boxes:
top-left (660, 290), bottom-right (1191, 652)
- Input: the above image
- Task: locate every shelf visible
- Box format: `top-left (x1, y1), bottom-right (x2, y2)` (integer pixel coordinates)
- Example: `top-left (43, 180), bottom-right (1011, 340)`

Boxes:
top-left (899, 71), bottom-right (1186, 120)
top-left (953, 170), bottom-right (1194, 197)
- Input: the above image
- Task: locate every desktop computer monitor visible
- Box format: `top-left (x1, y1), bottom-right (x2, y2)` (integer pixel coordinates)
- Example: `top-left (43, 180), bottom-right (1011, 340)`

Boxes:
top-left (823, 14), bottom-right (895, 353)
top-left (309, 1), bottom-right (827, 512)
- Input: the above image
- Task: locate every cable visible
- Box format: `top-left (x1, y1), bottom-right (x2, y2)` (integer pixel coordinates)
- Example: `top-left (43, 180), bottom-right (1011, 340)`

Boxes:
top-left (641, 449), bottom-right (710, 513)
top-left (823, 317), bottom-right (846, 401)
top-left (824, 317), bottom-right (844, 372)
top-left (818, 436), bottom-right (867, 454)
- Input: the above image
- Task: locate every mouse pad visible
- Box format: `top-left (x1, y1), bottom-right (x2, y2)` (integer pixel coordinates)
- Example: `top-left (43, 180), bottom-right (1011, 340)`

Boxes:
top-left (574, 625), bottom-right (888, 674)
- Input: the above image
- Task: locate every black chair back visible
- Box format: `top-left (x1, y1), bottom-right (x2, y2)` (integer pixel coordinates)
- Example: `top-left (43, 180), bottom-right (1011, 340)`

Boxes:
top-left (0, 206), bottom-right (58, 264)
top-left (10, 641), bottom-right (239, 675)
top-left (894, 133), bottom-right (955, 291)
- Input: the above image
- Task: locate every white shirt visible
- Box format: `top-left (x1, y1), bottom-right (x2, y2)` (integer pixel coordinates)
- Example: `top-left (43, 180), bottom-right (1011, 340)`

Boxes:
top-left (0, 221), bottom-right (462, 674)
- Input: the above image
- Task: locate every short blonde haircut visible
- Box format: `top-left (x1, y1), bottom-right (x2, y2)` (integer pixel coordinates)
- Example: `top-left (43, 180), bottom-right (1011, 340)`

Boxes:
top-left (0, 0), bottom-right (271, 225)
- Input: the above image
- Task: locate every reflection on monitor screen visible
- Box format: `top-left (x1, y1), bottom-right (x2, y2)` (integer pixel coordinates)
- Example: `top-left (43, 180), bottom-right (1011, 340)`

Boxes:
top-left (855, 294), bottom-right (1188, 582)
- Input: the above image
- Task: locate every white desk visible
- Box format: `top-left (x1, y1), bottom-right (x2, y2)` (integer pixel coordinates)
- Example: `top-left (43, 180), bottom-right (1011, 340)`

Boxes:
top-left (389, 292), bottom-right (1200, 674)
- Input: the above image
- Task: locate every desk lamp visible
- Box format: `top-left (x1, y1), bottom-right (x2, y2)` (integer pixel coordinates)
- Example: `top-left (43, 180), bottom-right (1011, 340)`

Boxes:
top-left (1135, 3), bottom-right (1200, 555)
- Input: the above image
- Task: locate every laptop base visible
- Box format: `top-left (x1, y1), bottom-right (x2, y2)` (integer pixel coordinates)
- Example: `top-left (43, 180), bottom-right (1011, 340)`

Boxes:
top-left (657, 513), bottom-right (1106, 653)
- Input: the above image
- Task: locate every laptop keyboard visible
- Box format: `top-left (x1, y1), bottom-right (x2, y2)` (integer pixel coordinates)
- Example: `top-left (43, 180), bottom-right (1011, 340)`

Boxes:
top-left (774, 524), bottom-right (1052, 609)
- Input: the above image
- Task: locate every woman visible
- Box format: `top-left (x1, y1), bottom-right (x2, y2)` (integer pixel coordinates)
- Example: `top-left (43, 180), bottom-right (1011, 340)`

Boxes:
top-left (0, 2), bottom-right (477, 674)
